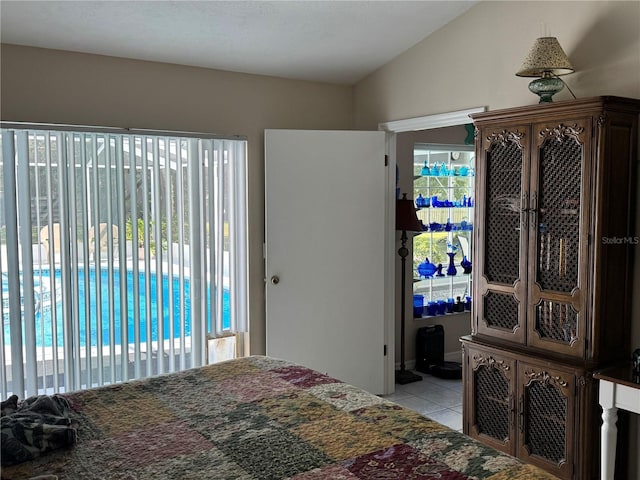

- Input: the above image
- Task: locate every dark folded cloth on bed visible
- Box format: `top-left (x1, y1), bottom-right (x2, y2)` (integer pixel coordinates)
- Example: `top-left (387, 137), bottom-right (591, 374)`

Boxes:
top-left (1, 394), bottom-right (77, 466)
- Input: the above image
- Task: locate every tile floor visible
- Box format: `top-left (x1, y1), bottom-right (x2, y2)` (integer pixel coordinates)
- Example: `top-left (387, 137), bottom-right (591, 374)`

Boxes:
top-left (381, 372), bottom-right (463, 432)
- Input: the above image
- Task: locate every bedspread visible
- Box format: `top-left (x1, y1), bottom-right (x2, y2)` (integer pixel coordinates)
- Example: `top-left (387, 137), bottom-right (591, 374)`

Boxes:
top-left (1, 356), bottom-right (560, 479)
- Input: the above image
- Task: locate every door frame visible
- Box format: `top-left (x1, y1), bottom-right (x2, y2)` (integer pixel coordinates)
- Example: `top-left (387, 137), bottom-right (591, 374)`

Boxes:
top-left (379, 107), bottom-right (486, 394)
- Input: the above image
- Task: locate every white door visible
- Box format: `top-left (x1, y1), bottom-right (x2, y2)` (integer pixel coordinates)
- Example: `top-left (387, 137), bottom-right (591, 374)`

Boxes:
top-left (265, 129), bottom-right (387, 394)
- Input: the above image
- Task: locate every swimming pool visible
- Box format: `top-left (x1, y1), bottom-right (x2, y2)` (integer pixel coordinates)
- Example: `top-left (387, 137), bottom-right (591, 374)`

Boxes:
top-left (2, 267), bottom-right (230, 348)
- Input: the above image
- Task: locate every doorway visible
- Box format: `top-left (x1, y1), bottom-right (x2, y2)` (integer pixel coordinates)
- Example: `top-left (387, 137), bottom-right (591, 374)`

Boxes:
top-left (379, 107), bottom-right (485, 393)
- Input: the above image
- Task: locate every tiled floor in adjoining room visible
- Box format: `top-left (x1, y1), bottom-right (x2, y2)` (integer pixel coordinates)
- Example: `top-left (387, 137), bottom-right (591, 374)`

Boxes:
top-left (381, 373), bottom-right (463, 432)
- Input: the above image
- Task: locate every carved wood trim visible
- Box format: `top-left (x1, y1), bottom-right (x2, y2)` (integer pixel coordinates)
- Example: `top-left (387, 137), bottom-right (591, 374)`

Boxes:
top-left (597, 114), bottom-right (607, 128)
top-left (538, 123), bottom-right (584, 143)
top-left (486, 129), bottom-right (524, 149)
top-left (523, 369), bottom-right (568, 389)
top-left (472, 353), bottom-right (511, 372)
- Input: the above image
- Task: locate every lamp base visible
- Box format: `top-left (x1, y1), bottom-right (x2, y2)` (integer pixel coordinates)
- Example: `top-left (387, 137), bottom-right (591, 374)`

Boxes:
top-left (528, 76), bottom-right (565, 103)
top-left (395, 369), bottom-right (422, 385)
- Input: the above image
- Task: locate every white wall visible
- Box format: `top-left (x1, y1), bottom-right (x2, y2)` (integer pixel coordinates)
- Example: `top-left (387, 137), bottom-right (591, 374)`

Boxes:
top-left (354, 1), bottom-right (640, 128)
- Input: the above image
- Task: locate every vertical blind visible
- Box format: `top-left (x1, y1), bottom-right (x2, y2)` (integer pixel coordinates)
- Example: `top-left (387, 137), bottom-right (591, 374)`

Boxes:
top-left (0, 124), bottom-right (248, 398)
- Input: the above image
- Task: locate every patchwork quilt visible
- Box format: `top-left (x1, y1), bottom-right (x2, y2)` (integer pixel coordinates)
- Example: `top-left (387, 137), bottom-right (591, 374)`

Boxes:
top-left (1, 356), bottom-right (560, 479)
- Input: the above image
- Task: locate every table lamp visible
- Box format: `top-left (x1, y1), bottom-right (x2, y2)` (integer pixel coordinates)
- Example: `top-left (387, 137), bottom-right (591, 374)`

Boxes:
top-left (516, 37), bottom-right (574, 103)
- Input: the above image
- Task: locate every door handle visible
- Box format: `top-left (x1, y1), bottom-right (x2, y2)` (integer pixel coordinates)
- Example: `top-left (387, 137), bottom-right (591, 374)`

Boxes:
top-left (270, 275), bottom-right (280, 285)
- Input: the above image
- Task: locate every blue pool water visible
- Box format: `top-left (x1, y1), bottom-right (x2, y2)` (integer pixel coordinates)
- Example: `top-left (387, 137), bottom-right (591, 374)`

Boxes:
top-left (3, 268), bottom-right (230, 348)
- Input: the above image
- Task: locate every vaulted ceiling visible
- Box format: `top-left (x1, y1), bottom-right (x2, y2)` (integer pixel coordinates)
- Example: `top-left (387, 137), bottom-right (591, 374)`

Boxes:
top-left (0, 1), bottom-right (477, 84)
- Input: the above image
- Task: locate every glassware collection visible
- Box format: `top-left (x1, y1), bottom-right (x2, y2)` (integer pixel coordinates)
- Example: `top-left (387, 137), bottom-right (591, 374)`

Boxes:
top-left (420, 161), bottom-right (474, 177)
top-left (413, 147), bottom-right (474, 318)
top-left (415, 193), bottom-right (473, 209)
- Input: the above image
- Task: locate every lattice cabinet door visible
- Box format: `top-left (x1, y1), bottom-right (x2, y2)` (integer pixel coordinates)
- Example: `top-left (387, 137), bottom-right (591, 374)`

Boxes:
top-left (517, 361), bottom-right (575, 480)
top-left (525, 117), bottom-right (591, 358)
top-left (473, 124), bottom-right (531, 344)
top-left (464, 344), bottom-right (516, 455)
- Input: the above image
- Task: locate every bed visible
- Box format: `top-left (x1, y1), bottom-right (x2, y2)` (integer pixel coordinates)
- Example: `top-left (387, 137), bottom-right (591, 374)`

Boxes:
top-left (1, 356), bottom-right (559, 479)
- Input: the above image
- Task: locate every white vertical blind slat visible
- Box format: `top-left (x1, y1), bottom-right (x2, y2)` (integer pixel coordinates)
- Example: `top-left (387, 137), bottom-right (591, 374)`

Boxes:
top-left (142, 138), bottom-right (153, 378)
top-left (78, 133), bottom-right (92, 389)
top-left (90, 134), bottom-right (104, 386)
top-left (116, 136), bottom-right (129, 382)
top-left (2, 130), bottom-right (25, 397)
top-left (56, 132), bottom-right (75, 393)
top-left (16, 131), bottom-right (38, 396)
top-left (129, 135), bottom-right (142, 380)
top-left (226, 141), bottom-right (237, 334)
top-left (152, 138), bottom-right (164, 374)
top-left (215, 142), bottom-right (225, 336)
top-left (45, 133), bottom-right (61, 392)
top-left (165, 139), bottom-right (176, 373)
top-left (234, 140), bottom-right (248, 333)
top-left (204, 140), bottom-right (217, 338)
top-left (66, 134), bottom-right (82, 392)
top-left (186, 138), bottom-right (200, 367)
top-left (104, 136), bottom-right (116, 385)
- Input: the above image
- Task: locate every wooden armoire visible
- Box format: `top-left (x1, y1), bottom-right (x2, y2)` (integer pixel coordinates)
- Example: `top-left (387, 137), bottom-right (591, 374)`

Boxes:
top-left (461, 96), bottom-right (640, 479)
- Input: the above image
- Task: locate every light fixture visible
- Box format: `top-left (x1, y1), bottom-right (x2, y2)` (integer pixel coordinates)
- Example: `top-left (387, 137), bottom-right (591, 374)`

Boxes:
top-left (395, 193), bottom-right (423, 385)
top-left (516, 37), bottom-right (574, 103)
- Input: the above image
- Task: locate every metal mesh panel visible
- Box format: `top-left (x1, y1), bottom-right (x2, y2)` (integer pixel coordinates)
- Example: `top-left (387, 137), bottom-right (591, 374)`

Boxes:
top-left (536, 136), bottom-right (582, 292)
top-left (525, 381), bottom-right (566, 464)
top-left (535, 301), bottom-right (579, 343)
top-left (475, 365), bottom-right (510, 441)
top-left (484, 292), bottom-right (519, 330)
top-left (484, 142), bottom-right (523, 285)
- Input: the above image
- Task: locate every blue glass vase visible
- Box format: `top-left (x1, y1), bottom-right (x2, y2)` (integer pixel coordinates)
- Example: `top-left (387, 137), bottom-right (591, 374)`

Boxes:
top-left (446, 252), bottom-right (457, 276)
top-left (461, 255), bottom-right (472, 274)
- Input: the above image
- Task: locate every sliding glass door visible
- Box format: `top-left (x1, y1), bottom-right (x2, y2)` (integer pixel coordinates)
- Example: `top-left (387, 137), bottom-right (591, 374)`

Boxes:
top-left (0, 125), bottom-right (248, 397)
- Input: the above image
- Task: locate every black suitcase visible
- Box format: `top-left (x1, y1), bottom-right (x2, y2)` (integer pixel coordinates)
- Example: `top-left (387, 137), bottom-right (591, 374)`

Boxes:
top-left (415, 325), bottom-right (444, 373)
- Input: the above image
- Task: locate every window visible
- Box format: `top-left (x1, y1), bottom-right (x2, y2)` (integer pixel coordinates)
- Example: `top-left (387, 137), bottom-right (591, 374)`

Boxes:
top-left (413, 144), bottom-right (474, 317)
top-left (0, 124), bottom-right (248, 398)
